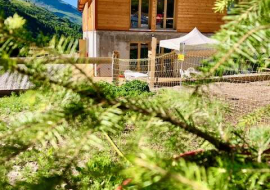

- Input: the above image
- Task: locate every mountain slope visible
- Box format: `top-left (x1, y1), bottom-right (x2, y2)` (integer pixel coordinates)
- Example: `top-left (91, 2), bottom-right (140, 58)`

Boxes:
top-left (28, 0), bottom-right (82, 25)
top-left (0, 0), bottom-right (82, 39)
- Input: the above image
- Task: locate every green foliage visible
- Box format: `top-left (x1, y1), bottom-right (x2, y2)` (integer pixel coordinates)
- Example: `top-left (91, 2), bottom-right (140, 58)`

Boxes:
top-left (203, 0), bottom-right (270, 75)
top-left (27, 0), bottom-right (82, 25)
top-left (0, 3), bottom-right (270, 190)
top-left (0, 90), bottom-right (49, 123)
top-left (71, 154), bottom-right (124, 189)
top-left (238, 105), bottom-right (270, 127)
top-left (98, 80), bottom-right (152, 98)
top-left (214, 0), bottom-right (236, 13)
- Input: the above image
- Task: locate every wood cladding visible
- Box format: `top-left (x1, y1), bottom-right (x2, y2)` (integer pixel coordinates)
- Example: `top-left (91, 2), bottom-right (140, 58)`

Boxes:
top-left (96, 0), bottom-right (131, 30)
top-left (82, 2), bottom-right (88, 32)
top-left (88, 0), bottom-right (95, 31)
top-left (176, 0), bottom-right (224, 32)
top-left (82, 1), bottom-right (95, 32)
top-left (80, 0), bottom-right (225, 33)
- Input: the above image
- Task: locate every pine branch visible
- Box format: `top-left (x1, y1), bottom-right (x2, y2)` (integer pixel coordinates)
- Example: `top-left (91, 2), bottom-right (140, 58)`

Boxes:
top-left (7, 59), bottom-right (233, 152)
top-left (209, 24), bottom-right (270, 75)
top-left (135, 158), bottom-right (210, 190)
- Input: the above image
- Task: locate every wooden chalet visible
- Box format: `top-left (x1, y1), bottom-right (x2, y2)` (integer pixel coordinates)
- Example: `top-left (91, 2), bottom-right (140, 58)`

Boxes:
top-left (78, 0), bottom-right (224, 76)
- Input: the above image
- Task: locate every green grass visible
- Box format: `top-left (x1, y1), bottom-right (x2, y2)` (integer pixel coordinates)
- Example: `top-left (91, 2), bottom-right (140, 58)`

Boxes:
top-left (0, 91), bottom-right (47, 114)
top-left (0, 91), bottom-right (50, 126)
top-left (0, 81), bottom-right (229, 189)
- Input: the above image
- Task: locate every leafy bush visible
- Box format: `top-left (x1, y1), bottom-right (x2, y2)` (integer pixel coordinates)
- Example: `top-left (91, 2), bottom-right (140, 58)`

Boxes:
top-left (97, 80), bottom-right (152, 98)
top-left (71, 154), bottom-right (124, 189)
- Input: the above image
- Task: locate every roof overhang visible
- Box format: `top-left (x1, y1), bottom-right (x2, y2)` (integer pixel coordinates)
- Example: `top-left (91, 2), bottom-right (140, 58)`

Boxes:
top-left (77, 0), bottom-right (92, 11)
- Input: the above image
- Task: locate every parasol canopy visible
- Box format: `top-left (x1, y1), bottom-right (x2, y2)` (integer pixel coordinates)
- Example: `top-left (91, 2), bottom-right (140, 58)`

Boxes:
top-left (159, 27), bottom-right (218, 51)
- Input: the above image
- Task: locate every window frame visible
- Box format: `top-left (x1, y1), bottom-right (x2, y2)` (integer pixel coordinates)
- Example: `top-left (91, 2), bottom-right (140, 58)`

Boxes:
top-left (129, 42), bottom-right (151, 71)
top-left (130, 0), bottom-right (150, 29)
top-left (156, 0), bottom-right (176, 30)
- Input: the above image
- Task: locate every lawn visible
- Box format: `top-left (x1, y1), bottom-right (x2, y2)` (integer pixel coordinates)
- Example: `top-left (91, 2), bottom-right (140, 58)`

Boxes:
top-left (0, 81), bottom-right (227, 189)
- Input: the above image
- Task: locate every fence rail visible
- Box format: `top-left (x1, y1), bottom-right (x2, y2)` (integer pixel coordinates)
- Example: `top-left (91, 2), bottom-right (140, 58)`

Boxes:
top-left (1, 56), bottom-right (112, 65)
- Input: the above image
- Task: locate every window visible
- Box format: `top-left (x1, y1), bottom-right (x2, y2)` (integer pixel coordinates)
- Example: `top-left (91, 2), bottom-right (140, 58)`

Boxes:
top-left (130, 43), bottom-right (149, 59)
top-left (130, 43), bottom-right (139, 59)
top-left (130, 43), bottom-right (149, 71)
top-left (131, 0), bottom-right (149, 28)
top-left (156, 0), bottom-right (175, 29)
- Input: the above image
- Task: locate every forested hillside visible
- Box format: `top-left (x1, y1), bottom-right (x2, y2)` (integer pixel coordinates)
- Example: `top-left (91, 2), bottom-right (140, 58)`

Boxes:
top-left (0, 0), bottom-right (82, 40)
top-left (27, 0), bottom-right (82, 25)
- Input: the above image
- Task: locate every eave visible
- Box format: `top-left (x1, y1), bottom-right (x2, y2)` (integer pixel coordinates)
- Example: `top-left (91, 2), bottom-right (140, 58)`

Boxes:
top-left (77, 0), bottom-right (92, 11)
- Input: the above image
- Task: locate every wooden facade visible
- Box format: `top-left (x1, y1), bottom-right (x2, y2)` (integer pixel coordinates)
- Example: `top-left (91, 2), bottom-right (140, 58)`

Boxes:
top-left (82, 0), bottom-right (95, 32)
top-left (97, 0), bottom-right (131, 30)
top-left (176, 0), bottom-right (224, 32)
top-left (79, 0), bottom-right (224, 33)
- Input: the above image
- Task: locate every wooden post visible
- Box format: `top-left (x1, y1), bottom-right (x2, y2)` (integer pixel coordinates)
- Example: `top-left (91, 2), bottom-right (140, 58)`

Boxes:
top-left (161, 48), bottom-right (165, 74)
top-left (79, 39), bottom-right (87, 57)
top-left (149, 37), bottom-right (157, 89)
top-left (77, 39), bottom-right (94, 78)
top-left (137, 43), bottom-right (141, 71)
top-left (112, 51), bottom-right (120, 86)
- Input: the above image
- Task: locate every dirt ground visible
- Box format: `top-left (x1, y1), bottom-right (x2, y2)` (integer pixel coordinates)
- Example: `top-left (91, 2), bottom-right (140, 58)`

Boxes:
top-left (209, 81), bottom-right (270, 124)
top-left (171, 81), bottom-right (270, 124)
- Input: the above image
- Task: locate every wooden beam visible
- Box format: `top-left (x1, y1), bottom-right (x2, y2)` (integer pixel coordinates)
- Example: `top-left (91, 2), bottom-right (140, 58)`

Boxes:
top-left (5, 57), bottom-right (113, 65)
top-left (78, 0), bottom-right (92, 11)
top-left (138, 0), bottom-right (142, 28)
top-left (150, 0), bottom-right (157, 31)
top-left (163, 0), bottom-right (167, 29)
top-left (173, 0), bottom-right (177, 29)
top-left (154, 72), bottom-right (270, 86)
top-left (79, 39), bottom-right (87, 57)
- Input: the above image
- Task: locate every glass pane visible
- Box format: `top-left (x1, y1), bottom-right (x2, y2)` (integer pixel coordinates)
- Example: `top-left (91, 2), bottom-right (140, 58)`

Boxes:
top-left (141, 43), bottom-right (148, 58)
top-left (167, 0), bottom-right (174, 18)
top-left (140, 43), bottom-right (148, 72)
top-left (166, 0), bottom-right (174, 28)
top-left (164, 48), bottom-right (172, 53)
top-left (130, 43), bottom-right (138, 59)
top-left (156, 44), bottom-right (160, 54)
top-left (130, 43), bottom-right (138, 70)
top-left (131, 0), bottom-right (139, 28)
top-left (156, 0), bottom-right (164, 29)
top-left (166, 19), bottom-right (174, 28)
top-left (141, 0), bottom-right (149, 28)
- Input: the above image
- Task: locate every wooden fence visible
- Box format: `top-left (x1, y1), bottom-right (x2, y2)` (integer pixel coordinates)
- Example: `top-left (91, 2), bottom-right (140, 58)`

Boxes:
top-left (1, 36), bottom-right (270, 94)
